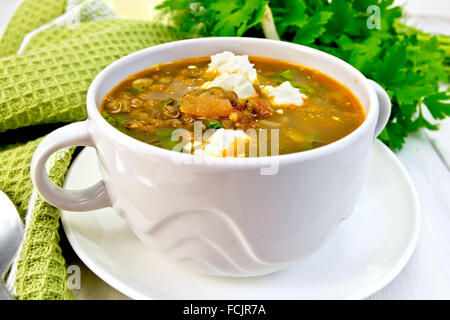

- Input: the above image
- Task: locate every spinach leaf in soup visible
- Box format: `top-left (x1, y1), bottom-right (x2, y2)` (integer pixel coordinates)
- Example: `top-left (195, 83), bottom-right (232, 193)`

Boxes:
top-left (272, 69), bottom-right (316, 95)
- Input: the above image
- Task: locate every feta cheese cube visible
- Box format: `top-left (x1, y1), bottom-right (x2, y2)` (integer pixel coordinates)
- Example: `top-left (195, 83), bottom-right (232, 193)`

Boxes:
top-left (261, 81), bottom-right (307, 107)
top-left (202, 72), bottom-right (256, 99)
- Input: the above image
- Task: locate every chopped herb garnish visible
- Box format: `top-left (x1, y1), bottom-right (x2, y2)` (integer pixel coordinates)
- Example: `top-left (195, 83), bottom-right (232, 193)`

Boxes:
top-left (102, 111), bottom-right (116, 126)
top-left (125, 86), bottom-right (144, 95)
top-left (159, 139), bottom-right (179, 150)
top-left (157, 98), bottom-right (178, 110)
top-left (272, 70), bottom-right (315, 94)
top-left (206, 120), bottom-right (222, 129)
top-left (290, 82), bottom-right (315, 95)
top-left (273, 69), bottom-right (295, 82)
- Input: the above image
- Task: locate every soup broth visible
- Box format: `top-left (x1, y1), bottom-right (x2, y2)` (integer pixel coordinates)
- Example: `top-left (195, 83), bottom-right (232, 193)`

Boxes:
top-left (100, 54), bottom-right (365, 156)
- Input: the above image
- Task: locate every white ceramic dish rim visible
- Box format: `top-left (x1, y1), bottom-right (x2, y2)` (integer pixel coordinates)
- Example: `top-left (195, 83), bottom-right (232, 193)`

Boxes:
top-left (86, 37), bottom-right (379, 167)
top-left (61, 141), bottom-right (421, 300)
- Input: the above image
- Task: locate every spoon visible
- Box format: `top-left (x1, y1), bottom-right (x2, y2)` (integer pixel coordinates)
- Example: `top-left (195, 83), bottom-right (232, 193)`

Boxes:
top-left (0, 190), bottom-right (24, 300)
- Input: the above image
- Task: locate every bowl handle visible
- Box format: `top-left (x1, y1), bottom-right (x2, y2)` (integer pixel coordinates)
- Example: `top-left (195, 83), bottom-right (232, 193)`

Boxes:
top-left (368, 80), bottom-right (391, 138)
top-left (31, 121), bottom-right (110, 211)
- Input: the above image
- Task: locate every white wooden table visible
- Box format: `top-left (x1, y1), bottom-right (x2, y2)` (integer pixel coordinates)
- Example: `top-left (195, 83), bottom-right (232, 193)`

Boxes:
top-left (1, 0), bottom-right (449, 300)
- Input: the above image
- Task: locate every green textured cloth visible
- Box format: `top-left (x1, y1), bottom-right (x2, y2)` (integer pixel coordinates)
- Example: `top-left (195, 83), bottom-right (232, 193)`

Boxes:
top-left (0, 0), bottom-right (67, 57)
top-left (0, 0), bottom-right (182, 299)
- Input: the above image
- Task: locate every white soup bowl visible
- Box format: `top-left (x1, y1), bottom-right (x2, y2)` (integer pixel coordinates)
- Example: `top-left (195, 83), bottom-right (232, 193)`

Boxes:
top-left (31, 38), bottom-right (391, 277)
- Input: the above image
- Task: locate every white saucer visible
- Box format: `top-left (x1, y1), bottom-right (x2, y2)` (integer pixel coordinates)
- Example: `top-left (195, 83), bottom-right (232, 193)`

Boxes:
top-left (61, 140), bottom-right (420, 300)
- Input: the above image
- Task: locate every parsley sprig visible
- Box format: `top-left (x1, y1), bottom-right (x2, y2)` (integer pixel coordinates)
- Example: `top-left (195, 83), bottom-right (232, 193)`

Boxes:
top-left (157, 0), bottom-right (450, 150)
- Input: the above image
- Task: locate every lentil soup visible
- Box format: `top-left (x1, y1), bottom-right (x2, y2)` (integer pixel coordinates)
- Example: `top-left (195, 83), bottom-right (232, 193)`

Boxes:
top-left (100, 53), bottom-right (365, 157)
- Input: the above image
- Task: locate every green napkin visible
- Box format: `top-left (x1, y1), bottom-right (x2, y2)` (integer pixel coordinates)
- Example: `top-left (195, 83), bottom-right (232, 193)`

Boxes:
top-left (0, 0), bottom-right (183, 299)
